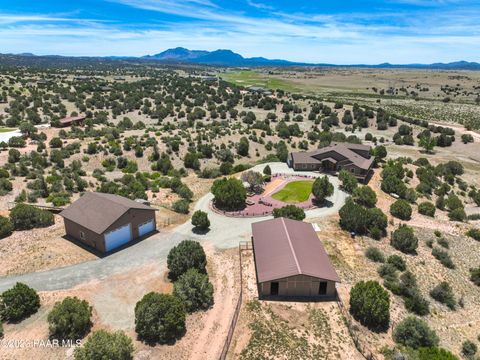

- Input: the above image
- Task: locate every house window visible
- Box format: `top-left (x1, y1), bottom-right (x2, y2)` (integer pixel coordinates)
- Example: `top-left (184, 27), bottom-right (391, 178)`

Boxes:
top-left (319, 282), bottom-right (328, 295)
top-left (80, 231), bottom-right (85, 240)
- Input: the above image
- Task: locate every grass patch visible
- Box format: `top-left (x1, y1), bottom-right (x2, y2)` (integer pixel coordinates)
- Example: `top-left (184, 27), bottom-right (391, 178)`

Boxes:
top-left (0, 128), bottom-right (16, 133)
top-left (271, 180), bottom-right (313, 203)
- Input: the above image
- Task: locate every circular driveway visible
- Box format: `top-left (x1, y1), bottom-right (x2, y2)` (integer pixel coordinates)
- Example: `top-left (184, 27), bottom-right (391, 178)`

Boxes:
top-left (0, 163), bottom-right (346, 292)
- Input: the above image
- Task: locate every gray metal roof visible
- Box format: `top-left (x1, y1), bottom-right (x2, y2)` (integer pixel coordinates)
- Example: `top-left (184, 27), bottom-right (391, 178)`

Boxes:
top-left (60, 192), bottom-right (155, 234)
top-left (252, 218), bottom-right (340, 283)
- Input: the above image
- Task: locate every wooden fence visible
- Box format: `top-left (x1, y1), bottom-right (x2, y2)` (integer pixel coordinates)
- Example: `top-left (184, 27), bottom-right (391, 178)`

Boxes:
top-left (218, 241), bottom-right (252, 360)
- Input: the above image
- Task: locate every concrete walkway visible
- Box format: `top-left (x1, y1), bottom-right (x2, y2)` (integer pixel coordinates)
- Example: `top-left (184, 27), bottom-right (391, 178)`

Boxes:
top-left (0, 163), bottom-right (347, 292)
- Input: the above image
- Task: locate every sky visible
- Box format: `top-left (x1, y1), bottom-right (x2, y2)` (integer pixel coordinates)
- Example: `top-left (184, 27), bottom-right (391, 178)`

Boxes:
top-left (0, 0), bottom-right (479, 64)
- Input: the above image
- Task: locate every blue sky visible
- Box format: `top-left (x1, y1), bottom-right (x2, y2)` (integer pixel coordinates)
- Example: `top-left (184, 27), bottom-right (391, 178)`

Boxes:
top-left (0, 0), bottom-right (479, 64)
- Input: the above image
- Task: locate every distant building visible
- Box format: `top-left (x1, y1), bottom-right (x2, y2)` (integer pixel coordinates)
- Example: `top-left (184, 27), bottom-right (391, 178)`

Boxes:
top-left (60, 192), bottom-right (157, 253)
top-left (288, 142), bottom-right (374, 183)
top-left (114, 76), bottom-right (126, 81)
top-left (59, 115), bottom-right (86, 127)
top-left (251, 217), bottom-right (340, 299)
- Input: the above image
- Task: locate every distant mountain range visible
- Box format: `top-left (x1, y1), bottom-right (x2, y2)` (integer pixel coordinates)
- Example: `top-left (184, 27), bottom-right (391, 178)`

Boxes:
top-left (2, 47), bottom-right (480, 70)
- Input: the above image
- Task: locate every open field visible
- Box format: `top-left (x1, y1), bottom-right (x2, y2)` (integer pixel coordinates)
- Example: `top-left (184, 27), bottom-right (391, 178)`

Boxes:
top-left (271, 180), bottom-right (313, 203)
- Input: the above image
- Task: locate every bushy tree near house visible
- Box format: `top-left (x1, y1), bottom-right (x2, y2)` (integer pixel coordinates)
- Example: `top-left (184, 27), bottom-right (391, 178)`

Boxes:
top-left (0, 282), bottom-right (40, 322)
top-left (48, 297), bottom-right (92, 341)
top-left (339, 198), bottom-right (387, 239)
top-left (167, 240), bottom-right (207, 280)
top-left (312, 176), bottom-right (334, 204)
top-left (338, 170), bottom-right (358, 193)
top-left (352, 186), bottom-right (377, 208)
top-left (134, 293), bottom-right (186, 344)
top-left (173, 268), bottom-right (214, 313)
top-left (191, 210), bottom-right (210, 230)
top-left (349, 280), bottom-right (390, 331)
top-left (9, 204), bottom-right (54, 230)
top-left (272, 205), bottom-right (306, 221)
top-left (74, 330), bottom-right (134, 360)
top-left (211, 177), bottom-right (246, 211)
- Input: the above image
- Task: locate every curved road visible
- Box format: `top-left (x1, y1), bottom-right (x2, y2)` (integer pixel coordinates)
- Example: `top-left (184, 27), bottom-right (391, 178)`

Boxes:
top-left (0, 163), bottom-right (346, 292)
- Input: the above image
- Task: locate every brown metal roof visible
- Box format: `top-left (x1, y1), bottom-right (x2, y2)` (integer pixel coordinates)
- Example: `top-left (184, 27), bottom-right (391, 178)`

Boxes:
top-left (60, 192), bottom-right (155, 234)
top-left (252, 218), bottom-right (340, 283)
top-left (291, 142), bottom-right (373, 170)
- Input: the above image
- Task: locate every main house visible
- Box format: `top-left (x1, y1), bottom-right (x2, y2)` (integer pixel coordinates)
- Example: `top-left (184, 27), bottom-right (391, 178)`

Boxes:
top-left (288, 142), bottom-right (374, 183)
top-left (60, 192), bottom-right (157, 253)
top-left (251, 217), bottom-right (340, 299)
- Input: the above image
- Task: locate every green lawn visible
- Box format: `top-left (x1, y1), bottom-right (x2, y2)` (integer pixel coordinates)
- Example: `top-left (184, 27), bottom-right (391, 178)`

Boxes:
top-left (271, 180), bottom-right (313, 203)
top-left (0, 128), bottom-right (16, 133)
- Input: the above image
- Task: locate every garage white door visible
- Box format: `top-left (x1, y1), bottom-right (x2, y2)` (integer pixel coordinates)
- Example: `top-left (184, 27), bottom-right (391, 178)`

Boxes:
top-left (104, 223), bottom-right (133, 252)
top-left (138, 219), bottom-right (155, 237)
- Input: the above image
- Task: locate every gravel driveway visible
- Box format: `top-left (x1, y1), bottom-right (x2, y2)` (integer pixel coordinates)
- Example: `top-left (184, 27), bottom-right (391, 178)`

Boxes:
top-left (0, 163), bottom-right (346, 292)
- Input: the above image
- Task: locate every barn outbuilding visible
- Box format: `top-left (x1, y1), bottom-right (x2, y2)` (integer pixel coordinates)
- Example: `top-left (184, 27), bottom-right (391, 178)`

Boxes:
top-left (251, 217), bottom-right (340, 299)
top-left (60, 192), bottom-right (157, 253)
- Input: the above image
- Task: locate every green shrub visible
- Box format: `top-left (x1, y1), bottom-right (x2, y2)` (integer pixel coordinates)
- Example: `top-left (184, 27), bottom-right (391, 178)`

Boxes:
top-left (0, 216), bottom-right (13, 239)
top-left (9, 204), bottom-right (54, 230)
top-left (430, 282), bottom-right (456, 310)
top-left (339, 198), bottom-right (387, 239)
top-left (432, 247), bottom-right (455, 269)
top-left (0, 321), bottom-right (3, 338)
top-left (312, 176), bottom-right (334, 204)
top-left (462, 340), bottom-right (477, 358)
top-left (191, 210), bottom-right (210, 230)
top-left (338, 170), bottom-right (358, 193)
top-left (172, 199), bottom-right (190, 214)
top-left (365, 247), bottom-right (385, 263)
top-left (349, 281), bottom-right (390, 331)
top-left (48, 297), bottom-right (92, 341)
top-left (387, 255), bottom-right (407, 271)
top-left (390, 199), bottom-right (412, 220)
top-left (404, 292), bottom-right (430, 316)
top-left (418, 202), bottom-right (436, 217)
top-left (393, 316), bottom-right (439, 349)
top-left (470, 267), bottom-right (480, 286)
top-left (417, 347), bottom-right (458, 360)
top-left (466, 228), bottom-right (480, 241)
top-left (391, 225), bottom-right (418, 254)
top-left (135, 293), bottom-right (185, 344)
top-left (167, 240), bottom-right (206, 280)
top-left (0, 282), bottom-right (40, 322)
top-left (272, 205), bottom-right (305, 221)
top-left (173, 268), bottom-right (214, 313)
top-left (211, 177), bottom-right (246, 211)
top-left (352, 186), bottom-right (377, 208)
top-left (74, 330), bottom-right (134, 360)
top-left (437, 237), bottom-right (449, 249)
top-left (448, 208), bottom-right (466, 222)
top-left (378, 264), bottom-right (397, 279)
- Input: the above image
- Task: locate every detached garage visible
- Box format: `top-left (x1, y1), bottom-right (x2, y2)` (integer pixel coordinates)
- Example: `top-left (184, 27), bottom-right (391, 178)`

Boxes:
top-left (252, 217), bottom-right (340, 299)
top-left (60, 192), bottom-right (157, 253)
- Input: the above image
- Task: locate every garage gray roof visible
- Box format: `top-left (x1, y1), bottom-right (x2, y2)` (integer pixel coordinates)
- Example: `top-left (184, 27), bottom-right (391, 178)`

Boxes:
top-left (60, 192), bottom-right (155, 234)
top-left (252, 218), bottom-right (340, 283)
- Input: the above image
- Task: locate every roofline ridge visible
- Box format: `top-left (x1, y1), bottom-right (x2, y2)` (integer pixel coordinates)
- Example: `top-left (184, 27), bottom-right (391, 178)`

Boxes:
top-left (281, 217), bottom-right (302, 276)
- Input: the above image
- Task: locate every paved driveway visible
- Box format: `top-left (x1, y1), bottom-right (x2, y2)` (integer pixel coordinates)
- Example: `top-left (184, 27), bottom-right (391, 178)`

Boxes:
top-left (0, 163), bottom-right (346, 292)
